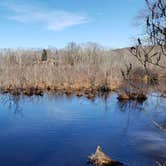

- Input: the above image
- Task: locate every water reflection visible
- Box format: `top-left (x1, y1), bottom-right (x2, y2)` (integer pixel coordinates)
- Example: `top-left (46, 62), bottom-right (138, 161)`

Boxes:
top-left (132, 131), bottom-right (166, 160)
top-left (0, 93), bottom-right (165, 166)
top-left (118, 100), bottom-right (144, 112)
top-left (0, 94), bottom-right (22, 114)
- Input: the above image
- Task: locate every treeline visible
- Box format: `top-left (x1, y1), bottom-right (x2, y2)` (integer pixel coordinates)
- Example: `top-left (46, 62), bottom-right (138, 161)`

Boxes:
top-left (0, 42), bottom-right (164, 95)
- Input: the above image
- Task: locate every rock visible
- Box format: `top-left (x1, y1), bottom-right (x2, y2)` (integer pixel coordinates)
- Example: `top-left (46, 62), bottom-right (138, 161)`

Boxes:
top-left (88, 146), bottom-right (123, 166)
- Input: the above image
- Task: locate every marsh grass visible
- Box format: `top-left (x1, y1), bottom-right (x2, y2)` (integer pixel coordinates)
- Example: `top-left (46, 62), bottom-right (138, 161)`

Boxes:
top-left (0, 43), bottom-right (165, 95)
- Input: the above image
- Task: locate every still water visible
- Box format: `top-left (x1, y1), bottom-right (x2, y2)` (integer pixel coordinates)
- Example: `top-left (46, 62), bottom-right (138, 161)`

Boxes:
top-left (0, 93), bottom-right (165, 166)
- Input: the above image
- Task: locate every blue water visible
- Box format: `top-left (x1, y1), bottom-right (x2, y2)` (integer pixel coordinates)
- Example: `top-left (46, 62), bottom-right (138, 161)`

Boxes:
top-left (0, 93), bottom-right (165, 166)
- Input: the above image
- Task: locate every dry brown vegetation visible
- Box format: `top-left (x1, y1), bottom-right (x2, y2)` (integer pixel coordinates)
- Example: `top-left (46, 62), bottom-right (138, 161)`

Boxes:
top-left (0, 42), bottom-right (165, 96)
top-left (88, 146), bottom-right (123, 166)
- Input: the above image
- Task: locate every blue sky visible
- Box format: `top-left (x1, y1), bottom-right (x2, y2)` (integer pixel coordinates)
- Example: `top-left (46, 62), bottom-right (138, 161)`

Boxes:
top-left (0, 0), bottom-right (145, 49)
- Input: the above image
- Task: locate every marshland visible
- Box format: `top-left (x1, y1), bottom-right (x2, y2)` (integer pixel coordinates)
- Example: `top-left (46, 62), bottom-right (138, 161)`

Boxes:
top-left (0, 45), bottom-right (165, 97)
top-left (0, 0), bottom-right (166, 166)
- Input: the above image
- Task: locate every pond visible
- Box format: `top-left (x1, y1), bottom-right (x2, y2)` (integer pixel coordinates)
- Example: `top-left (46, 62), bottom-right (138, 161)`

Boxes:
top-left (0, 93), bottom-right (165, 166)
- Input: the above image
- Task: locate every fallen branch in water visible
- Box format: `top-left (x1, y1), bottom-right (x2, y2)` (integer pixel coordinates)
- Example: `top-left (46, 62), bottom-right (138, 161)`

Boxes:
top-left (156, 161), bottom-right (166, 166)
top-left (152, 120), bottom-right (166, 132)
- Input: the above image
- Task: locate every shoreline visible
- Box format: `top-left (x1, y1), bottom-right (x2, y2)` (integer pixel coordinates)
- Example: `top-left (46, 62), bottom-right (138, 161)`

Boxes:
top-left (0, 84), bottom-right (116, 98)
top-left (1, 82), bottom-right (165, 102)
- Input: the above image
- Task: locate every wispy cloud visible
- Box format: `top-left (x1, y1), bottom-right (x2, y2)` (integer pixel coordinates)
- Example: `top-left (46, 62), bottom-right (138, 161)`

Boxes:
top-left (2, 2), bottom-right (90, 31)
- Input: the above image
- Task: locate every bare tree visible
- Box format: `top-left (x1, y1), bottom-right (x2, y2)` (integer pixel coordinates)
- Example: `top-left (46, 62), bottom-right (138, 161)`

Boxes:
top-left (128, 0), bottom-right (166, 134)
top-left (121, 0), bottom-right (166, 90)
top-left (130, 0), bottom-right (166, 70)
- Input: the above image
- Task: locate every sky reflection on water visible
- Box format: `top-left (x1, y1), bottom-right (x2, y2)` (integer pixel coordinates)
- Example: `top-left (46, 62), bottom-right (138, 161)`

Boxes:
top-left (0, 93), bottom-right (165, 166)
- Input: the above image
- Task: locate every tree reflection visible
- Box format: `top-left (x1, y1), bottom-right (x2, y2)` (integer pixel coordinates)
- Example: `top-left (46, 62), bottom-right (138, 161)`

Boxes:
top-left (0, 94), bottom-right (22, 114)
top-left (118, 100), bottom-right (144, 112)
top-left (99, 92), bottom-right (110, 112)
